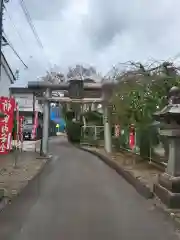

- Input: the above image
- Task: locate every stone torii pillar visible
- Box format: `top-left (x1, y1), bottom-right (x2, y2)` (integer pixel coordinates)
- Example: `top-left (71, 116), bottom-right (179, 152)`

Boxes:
top-left (102, 84), bottom-right (113, 153)
top-left (42, 88), bottom-right (51, 156)
top-left (103, 105), bottom-right (112, 153)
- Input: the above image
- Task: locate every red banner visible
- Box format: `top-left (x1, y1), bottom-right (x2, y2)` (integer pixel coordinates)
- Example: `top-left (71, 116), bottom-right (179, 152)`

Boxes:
top-left (15, 103), bottom-right (24, 143)
top-left (18, 116), bottom-right (24, 142)
top-left (129, 125), bottom-right (135, 150)
top-left (13, 102), bottom-right (19, 141)
top-left (32, 111), bottom-right (38, 140)
top-left (114, 124), bottom-right (120, 137)
top-left (0, 97), bottom-right (15, 154)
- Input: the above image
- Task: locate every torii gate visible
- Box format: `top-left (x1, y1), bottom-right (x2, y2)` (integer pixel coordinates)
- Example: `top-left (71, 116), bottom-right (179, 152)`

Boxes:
top-left (28, 79), bottom-right (114, 156)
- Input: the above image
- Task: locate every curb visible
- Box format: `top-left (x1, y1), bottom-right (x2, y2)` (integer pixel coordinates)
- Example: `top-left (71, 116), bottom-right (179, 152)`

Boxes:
top-left (152, 198), bottom-right (180, 230)
top-left (78, 146), bottom-right (154, 199)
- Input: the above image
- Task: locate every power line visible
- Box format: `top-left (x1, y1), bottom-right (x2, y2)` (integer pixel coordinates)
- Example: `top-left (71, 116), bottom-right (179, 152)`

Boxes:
top-left (19, 0), bottom-right (44, 49)
top-left (3, 31), bottom-right (28, 69)
top-left (4, 1), bottom-right (52, 72)
top-left (4, 5), bottom-right (25, 45)
top-left (19, 0), bottom-right (52, 69)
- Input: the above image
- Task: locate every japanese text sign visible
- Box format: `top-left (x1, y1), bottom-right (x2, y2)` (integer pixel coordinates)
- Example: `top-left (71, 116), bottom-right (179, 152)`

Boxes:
top-left (19, 116), bottom-right (24, 142)
top-left (0, 97), bottom-right (15, 154)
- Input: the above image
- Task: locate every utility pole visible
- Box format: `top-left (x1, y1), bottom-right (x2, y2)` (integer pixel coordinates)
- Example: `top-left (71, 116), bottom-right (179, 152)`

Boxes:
top-left (0, 0), bottom-right (8, 81)
top-left (0, 0), bottom-right (4, 80)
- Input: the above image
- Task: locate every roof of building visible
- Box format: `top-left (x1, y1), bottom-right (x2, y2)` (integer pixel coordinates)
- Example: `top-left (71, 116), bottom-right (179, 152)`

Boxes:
top-left (9, 87), bottom-right (43, 98)
top-left (9, 87), bottom-right (34, 94)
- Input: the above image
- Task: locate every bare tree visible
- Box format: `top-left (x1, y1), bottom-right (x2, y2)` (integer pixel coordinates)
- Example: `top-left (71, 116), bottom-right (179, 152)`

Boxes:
top-left (67, 64), bottom-right (97, 81)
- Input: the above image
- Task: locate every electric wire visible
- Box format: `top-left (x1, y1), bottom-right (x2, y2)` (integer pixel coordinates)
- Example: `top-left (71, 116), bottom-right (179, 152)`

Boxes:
top-left (19, 0), bottom-right (43, 49)
top-left (19, 0), bottom-right (52, 69)
top-left (3, 31), bottom-right (28, 69)
top-left (4, 5), bottom-right (25, 45)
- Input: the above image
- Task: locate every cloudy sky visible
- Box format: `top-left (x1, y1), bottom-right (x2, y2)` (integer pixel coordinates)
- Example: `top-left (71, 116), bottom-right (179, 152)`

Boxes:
top-left (3, 0), bottom-right (180, 86)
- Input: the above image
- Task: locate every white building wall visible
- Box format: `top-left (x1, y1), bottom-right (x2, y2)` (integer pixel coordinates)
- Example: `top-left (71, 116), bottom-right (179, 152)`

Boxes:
top-left (12, 93), bottom-right (43, 112)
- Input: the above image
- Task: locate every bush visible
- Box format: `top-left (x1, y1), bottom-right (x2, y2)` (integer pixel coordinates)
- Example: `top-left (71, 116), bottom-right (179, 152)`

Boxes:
top-left (66, 111), bottom-right (75, 121)
top-left (66, 120), bottom-right (82, 143)
top-left (112, 129), bottom-right (130, 151)
top-left (112, 137), bottom-right (120, 151)
top-left (81, 111), bottom-right (103, 125)
top-left (136, 125), bottom-right (159, 159)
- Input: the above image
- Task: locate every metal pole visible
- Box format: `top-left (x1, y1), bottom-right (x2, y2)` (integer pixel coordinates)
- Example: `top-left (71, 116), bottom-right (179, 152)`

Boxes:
top-left (42, 88), bottom-right (51, 156)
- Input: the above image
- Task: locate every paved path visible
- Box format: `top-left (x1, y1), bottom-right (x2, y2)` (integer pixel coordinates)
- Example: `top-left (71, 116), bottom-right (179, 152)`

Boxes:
top-left (0, 137), bottom-right (179, 240)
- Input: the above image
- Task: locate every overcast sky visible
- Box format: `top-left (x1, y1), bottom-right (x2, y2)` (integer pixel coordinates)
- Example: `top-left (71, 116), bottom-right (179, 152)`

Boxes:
top-left (3, 0), bottom-right (180, 86)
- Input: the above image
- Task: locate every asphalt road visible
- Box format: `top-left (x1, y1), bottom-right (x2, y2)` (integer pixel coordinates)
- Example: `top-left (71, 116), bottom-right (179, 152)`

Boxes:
top-left (0, 137), bottom-right (179, 240)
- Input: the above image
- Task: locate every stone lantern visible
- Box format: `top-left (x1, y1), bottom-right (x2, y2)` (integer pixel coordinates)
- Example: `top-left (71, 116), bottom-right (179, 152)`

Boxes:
top-left (153, 86), bottom-right (180, 208)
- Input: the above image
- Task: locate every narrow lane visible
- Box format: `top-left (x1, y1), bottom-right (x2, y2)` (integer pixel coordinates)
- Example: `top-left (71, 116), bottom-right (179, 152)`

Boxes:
top-left (0, 137), bottom-right (179, 240)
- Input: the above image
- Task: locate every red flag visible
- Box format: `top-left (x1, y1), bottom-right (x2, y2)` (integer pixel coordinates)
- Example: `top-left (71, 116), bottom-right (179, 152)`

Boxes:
top-left (19, 116), bottom-right (24, 143)
top-left (114, 124), bottom-right (120, 137)
top-left (32, 111), bottom-right (38, 140)
top-left (0, 97), bottom-right (15, 154)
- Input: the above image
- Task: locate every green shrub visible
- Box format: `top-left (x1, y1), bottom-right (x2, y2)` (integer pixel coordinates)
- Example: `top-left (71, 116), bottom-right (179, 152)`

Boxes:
top-left (112, 131), bottom-right (129, 151)
top-left (136, 125), bottom-right (159, 159)
top-left (66, 111), bottom-right (75, 121)
top-left (81, 111), bottom-right (103, 125)
top-left (66, 120), bottom-right (82, 143)
top-left (112, 137), bottom-right (120, 151)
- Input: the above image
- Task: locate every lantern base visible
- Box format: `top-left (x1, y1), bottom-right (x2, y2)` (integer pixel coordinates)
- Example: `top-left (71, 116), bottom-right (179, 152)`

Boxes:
top-left (154, 173), bottom-right (180, 209)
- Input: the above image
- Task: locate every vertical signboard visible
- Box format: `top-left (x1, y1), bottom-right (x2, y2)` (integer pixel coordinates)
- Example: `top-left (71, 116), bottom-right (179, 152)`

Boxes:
top-left (18, 116), bottom-right (24, 143)
top-left (32, 111), bottom-right (38, 140)
top-left (0, 97), bottom-right (15, 154)
top-left (114, 124), bottom-right (120, 137)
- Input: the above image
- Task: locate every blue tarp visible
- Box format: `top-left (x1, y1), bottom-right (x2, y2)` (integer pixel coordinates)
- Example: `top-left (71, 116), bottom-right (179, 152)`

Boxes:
top-left (50, 107), bottom-right (66, 131)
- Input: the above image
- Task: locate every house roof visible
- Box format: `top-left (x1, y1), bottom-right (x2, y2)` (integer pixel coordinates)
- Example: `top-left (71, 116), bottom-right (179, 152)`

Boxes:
top-left (9, 87), bottom-right (34, 94)
top-left (1, 53), bottom-right (16, 83)
top-left (9, 87), bottom-right (43, 97)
